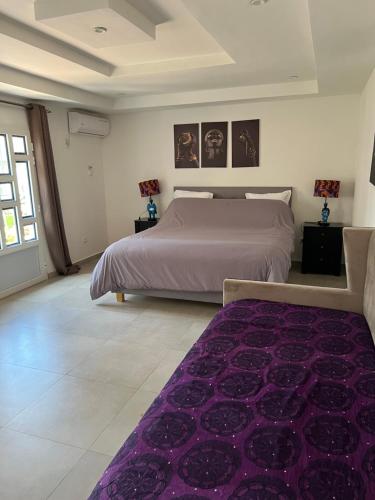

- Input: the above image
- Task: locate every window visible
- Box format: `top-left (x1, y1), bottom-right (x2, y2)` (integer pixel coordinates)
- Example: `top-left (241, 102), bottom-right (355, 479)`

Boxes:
top-left (12, 135), bottom-right (27, 155)
top-left (0, 135), bottom-right (11, 175)
top-left (16, 162), bottom-right (34, 217)
top-left (0, 133), bottom-right (38, 252)
top-left (0, 182), bottom-right (14, 201)
top-left (2, 207), bottom-right (20, 246)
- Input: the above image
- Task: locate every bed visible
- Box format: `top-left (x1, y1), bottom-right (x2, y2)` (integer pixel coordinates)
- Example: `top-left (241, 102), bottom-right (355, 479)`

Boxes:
top-left (90, 186), bottom-right (295, 304)
top-left (89, 227), bottom-right (375, 499)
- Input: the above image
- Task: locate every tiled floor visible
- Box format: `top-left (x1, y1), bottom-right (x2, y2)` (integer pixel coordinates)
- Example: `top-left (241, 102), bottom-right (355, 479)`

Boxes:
top-left (0, 260), bottom-right (346, 499)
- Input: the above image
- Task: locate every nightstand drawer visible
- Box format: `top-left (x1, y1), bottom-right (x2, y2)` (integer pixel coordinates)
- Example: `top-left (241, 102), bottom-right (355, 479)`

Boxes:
top-left (134, 218), bottom-right (158, 233)
top-left (302, 223), bottom-right (344, 276)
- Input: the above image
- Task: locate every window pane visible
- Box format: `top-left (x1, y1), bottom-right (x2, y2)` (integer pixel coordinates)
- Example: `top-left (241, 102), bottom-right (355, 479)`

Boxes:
top-left (0, 182), bottom-right (14, 201)
top-left (16, 161), bottom-right (34, 217)
top-left (12, 135), bottom-right (27, 154)
top-left (0, 135), bottom-right (10, 175)
top-left (23, 223), bottom-right (37, 241)
top-left (2, 207), bottom-right (20, 246)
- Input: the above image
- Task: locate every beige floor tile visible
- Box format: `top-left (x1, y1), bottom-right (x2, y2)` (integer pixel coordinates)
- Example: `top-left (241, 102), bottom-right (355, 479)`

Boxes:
top-left (113, 314), bottom-right (195, 349)
top-left (140, 349), bottom-right (186, 393)
top-left (61, 308), bottom-right (141, 340)
top-left (178, 319), bottom-right (212, 351)
top-left (6, 304), bottom-right (82, 330)
top-left (48, 450), bottom-right (112, 500)
top-left (47, 287), bottom-right (99, 311)
top-left (0, 363), bottom-right (61, 425)
top-left (0, 297), bottom-right (35, 325)
top-left (7, 376), bottom-right (135, 448)
top-left (10, 278), bottom-right (79, 304)
top-left (91, 389), bottom-right (158, 456)
top-left (288, 263), bottom-right (347, 288)
top-left (0, 325), bottom-right (105, 373)
top-left (69, 339), bottom-right (167, 388)
top-left (0, 428), bottom-right (84, 500)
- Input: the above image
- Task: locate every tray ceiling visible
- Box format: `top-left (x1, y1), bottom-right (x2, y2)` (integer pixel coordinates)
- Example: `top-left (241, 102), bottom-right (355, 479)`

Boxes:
top-left (0, 0), bottom-right (373, 111)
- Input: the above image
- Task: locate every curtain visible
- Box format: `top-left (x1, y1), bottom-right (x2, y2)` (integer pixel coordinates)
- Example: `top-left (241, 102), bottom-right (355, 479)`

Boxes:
top-left (27, 104), bottom-right (79, 275)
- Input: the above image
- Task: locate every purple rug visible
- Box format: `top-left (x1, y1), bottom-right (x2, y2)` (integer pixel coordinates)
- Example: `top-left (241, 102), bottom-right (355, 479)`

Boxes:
top-left (89, 299), bottom-right (375, 499)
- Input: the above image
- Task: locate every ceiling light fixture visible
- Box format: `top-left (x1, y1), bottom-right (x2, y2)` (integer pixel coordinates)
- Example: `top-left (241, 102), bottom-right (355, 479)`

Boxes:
top-left (249, 0), bottom-right (270, 6)
top-left (93, 26), bottom-right (108, 34)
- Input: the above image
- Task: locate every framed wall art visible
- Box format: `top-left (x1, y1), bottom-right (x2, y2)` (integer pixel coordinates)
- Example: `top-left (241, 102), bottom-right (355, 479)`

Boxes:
top-left (201, 122), bottom-right (228, 168)
top-left (232, 119), bottom-right (260, 168)
top-left (174, 123), bottom-right (199, 168)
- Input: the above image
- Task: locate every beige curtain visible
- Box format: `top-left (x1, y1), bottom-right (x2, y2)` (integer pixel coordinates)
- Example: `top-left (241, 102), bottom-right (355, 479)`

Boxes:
top-left (27, 104), bottom-right (79, 275)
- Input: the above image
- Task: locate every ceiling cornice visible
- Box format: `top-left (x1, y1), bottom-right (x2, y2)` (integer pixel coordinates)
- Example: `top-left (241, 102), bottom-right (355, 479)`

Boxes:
top-left (113, 80), bottom-right (319, 112)
top-left (0, 14), bottom-right (115, 76)
top-left (0, 64), bottom-right (114, 110)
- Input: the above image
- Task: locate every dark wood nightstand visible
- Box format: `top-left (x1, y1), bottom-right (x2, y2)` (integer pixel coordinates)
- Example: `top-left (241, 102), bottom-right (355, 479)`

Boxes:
top-left (301, 222), bottom-right (344, 276)
top-left (134, 218), bottom-right (158, 233)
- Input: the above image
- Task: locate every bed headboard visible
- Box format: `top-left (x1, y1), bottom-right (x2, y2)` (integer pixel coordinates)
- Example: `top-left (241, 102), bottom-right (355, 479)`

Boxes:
top-left (174, 186), bottom-right (293, 206)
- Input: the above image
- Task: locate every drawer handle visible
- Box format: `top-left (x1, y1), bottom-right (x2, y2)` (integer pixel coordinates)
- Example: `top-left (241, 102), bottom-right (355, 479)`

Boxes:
top-left (320, 232), bottom-right (326, 237)
top-left (320, 245), bottom-right (324, 249)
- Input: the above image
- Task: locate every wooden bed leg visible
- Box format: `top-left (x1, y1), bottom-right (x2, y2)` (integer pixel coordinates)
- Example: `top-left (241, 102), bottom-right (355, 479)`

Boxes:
top-left (116, 292), bottom-right (125, 303)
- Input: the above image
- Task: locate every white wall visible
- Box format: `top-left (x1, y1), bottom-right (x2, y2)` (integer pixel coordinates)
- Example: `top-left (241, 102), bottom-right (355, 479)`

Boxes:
top-left (103, 94), bottom-right (359, 259)
top-left (353, 68), bottom-right (375, 227)
top-left (47, 105), bottom-right (108, 268)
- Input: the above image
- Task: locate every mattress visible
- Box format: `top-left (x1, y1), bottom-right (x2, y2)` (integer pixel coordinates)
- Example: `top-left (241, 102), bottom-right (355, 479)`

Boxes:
top-left (89, 299), bottom-right (375, 499)
top-left (90, 198), bottom-right (295, 300)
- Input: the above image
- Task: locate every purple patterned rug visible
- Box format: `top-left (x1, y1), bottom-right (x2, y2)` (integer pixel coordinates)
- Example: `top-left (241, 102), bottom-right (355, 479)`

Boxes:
top-left (89, 299), bottom-right (375, 499)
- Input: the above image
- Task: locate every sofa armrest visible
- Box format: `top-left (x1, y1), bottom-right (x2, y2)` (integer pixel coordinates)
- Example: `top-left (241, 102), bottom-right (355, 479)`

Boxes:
top-left (223, 279), bottom-right (363, 313)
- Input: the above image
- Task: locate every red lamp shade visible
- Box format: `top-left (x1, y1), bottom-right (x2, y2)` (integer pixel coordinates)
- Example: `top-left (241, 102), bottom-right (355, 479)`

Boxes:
top-left (138, 179), bottom-right (160, 198)
top-left (314, 180), bottom-right (340, 198)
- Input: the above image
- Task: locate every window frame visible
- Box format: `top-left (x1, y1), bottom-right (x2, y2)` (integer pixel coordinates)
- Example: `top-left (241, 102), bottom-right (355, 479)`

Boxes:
top-left (0, 130), bottom-right (40, 255)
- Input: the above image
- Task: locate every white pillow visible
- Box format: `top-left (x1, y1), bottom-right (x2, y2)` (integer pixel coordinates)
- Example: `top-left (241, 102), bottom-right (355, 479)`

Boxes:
top-left (174, 189), bottom-right (214, 199)
top-left (245, 190), bottom-right (292, 205)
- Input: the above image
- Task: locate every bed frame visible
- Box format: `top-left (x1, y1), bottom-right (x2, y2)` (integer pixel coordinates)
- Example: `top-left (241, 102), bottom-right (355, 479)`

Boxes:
top-left (115, 186), bottom-right (293, 304)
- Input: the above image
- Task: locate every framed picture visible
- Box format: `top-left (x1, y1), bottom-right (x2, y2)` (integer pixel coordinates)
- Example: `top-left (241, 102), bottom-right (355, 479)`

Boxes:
top-left (370, 134), bottom-right (375, 186)
top-left (201, 122), bottom-right (228, 168)
top-left (232, 119), bottom-right (260, 167)
top-left (174, 123), bottom-right (199, 168)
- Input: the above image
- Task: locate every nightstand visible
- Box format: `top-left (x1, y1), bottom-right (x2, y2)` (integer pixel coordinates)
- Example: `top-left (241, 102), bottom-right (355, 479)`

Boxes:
top-left (134, 218), bottom-right (158, 233)
top-left (301, 222), bottom-right (344, 276)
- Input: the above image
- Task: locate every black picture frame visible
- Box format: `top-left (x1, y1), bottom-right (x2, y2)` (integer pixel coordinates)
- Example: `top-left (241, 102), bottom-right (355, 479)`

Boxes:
top-left (174, 123), bottom-right (199, 168)
top-left (201, 122), bottom-right (228, 168)
top-left (232, 119), bottom-right (260, 168)
top-left (370, 134), bottom-right (375, 186)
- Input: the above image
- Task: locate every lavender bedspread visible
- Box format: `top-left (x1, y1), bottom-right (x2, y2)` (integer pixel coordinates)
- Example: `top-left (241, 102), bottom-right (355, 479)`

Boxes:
top-left (90, 199), bottom-right (295, 299)
top-left (89, 300), bottom-right (375, 499)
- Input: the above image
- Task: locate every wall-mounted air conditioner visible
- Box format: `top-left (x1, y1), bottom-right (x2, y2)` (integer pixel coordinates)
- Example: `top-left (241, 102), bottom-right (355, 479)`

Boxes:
top-left (68, 111), bottom-right (110, 137)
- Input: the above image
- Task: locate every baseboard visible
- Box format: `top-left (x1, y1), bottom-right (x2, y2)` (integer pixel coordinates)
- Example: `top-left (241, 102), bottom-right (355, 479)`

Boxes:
top-left (0, 274), bottom-right (47, 300)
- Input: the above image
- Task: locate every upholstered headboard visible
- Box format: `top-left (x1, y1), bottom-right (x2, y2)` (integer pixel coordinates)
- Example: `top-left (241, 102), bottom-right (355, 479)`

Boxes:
top-left (174, 186), bottom-right (293, 206)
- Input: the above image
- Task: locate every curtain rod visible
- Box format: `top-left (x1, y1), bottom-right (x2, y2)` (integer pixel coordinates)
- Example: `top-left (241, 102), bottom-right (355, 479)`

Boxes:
top-left (0, 99), bottom-right (51, 113)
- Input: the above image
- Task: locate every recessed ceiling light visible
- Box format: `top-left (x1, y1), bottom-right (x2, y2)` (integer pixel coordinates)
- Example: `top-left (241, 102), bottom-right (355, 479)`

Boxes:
top-left (93, 26), bottom-right (108, 34)
top-left (249, 0), bottom-right (270, 6)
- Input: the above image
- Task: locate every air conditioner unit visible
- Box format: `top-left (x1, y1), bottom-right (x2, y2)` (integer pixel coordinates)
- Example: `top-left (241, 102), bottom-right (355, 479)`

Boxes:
top-left (68, 111), bottom-right (110, 137)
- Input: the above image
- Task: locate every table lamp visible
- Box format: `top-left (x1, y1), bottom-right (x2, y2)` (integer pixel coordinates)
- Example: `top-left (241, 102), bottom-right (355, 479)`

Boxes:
top-left (138, 179), bottom-right (160, 221)
top-left (314, 179), bottom-right (340, 226)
